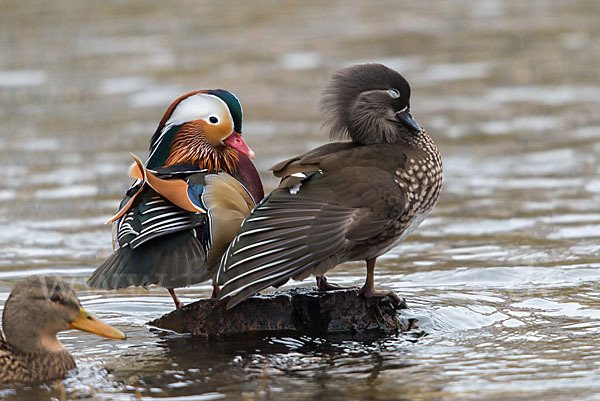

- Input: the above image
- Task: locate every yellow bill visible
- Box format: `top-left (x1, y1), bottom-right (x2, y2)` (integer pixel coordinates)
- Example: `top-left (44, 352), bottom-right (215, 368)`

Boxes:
top-left (69, 307), bottom-right (127, 340)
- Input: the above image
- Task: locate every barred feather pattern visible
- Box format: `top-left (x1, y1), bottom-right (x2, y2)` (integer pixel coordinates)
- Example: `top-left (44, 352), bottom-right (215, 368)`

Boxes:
top-left (116, 193), bottom-right (205, 251)
top-left (0, 339), bottom-right (75, 384)
top-left (89, 165), bottom-right (260, 290)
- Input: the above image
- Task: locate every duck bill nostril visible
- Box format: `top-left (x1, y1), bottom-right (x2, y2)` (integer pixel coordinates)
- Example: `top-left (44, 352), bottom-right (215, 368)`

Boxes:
top-left (396, 110), bottom-right (422, 133)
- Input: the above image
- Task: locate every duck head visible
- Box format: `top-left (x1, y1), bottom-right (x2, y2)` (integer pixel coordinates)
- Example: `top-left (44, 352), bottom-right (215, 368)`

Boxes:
top-left (146, 89), bottom-right (255, 171)
top-left (2, 276), bottom-right (125, 354)
top-left (320, 63), bottom-right (422, 145)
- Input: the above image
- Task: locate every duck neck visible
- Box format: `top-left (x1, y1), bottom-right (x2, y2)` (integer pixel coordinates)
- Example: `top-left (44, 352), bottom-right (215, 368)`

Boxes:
top-left (3, 324), bottom-right (75, 383)
top-left (9, 339), bottom-right (76, 384)
top-left (39, 334), bottom-right (67, 353)
top-left (4, 322), bottom-right (64, 355)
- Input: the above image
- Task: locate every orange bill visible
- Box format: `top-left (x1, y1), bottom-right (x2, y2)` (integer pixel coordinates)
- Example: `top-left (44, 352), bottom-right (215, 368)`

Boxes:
top-left (69, 307), bottom-right (126, 340)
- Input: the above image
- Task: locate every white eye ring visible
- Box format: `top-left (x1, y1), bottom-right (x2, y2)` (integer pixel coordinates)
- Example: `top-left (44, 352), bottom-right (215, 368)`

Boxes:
top-left (387, 89), bottom-right (400, 98)
top-left (208, 115), bottom-right (219, 124)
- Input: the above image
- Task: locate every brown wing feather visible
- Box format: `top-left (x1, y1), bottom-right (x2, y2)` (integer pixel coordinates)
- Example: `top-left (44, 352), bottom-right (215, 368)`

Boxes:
top-left (271, 142), bottom-right (359, 177)
top-left (217, 143), bottom-right (409, 308)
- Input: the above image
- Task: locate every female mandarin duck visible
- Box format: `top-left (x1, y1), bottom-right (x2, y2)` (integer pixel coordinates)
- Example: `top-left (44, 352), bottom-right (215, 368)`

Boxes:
top-left (216, 64), bottom-right (442, 309)
top-left (87, 89), bottom-right (264, 308)
top-left (0, 276), bottom-right (125, 384)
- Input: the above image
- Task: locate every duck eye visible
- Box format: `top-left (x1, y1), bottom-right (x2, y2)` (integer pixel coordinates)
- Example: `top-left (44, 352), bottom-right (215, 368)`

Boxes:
top-left (387, 89), bottom-right (400, 99)
top-left (208, 115), bottom-right (219, 124)
top-left (50, 294), bottom-right (61, 303)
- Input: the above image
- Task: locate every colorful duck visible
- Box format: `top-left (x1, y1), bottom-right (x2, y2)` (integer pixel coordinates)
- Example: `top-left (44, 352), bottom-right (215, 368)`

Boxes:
top-left (216, 64), bottom-right (442, 309)
top-left (0, 276), bottom-right (125, 384)
top-left (87, 90), bottom-right (264, 308)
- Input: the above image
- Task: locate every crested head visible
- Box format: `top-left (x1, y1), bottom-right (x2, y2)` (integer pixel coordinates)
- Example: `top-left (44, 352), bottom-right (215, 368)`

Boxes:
top-left (320, 63), bottom-right (423, 145)
top-left (146, 90), bottom-right (252, 171)
top-left (209, 89), bottom-right (243, 134)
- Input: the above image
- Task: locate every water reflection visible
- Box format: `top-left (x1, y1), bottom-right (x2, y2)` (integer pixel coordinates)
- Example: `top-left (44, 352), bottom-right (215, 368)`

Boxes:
top-left (106, 331), bottom-right (423, 400)
top-left (1, 0), bottom-right (600, 399)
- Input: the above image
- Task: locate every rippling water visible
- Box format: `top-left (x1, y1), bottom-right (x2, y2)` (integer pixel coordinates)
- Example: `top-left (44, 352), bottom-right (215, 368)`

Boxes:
top-left (1, 0), bottom-right (600, 400)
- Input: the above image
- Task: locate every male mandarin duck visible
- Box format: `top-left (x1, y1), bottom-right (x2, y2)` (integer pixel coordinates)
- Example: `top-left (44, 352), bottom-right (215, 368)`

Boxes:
top-left (87, 90), bottom-right (264, 308)
top-left (0, 276), bottom-right (125, 384)
top-left (216, 64), bottom-right (442, 309)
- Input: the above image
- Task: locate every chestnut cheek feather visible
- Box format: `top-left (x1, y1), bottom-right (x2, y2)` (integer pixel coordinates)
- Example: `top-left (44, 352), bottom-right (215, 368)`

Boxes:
top-left (203, 117), bottom-right (234, 145)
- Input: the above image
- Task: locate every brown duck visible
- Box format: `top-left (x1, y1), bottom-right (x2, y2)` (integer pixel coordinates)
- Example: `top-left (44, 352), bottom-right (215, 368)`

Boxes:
top-left (0, 276), bottom-right (126, 384)
top-left (216, 63), bottom-right (442, 308)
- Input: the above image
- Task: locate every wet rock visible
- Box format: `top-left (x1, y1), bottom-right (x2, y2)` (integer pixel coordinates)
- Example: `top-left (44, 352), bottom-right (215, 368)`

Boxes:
top-left (148, 287), bottom-right (409, 338)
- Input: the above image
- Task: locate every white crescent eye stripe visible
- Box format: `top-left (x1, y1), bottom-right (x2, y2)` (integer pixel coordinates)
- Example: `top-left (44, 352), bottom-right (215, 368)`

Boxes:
top-left (147, 93), bottom-right (234, 165)
top-left (166, 93), bottom-right (231, 127)
top-left (387, 88), bottom-right (400, 98)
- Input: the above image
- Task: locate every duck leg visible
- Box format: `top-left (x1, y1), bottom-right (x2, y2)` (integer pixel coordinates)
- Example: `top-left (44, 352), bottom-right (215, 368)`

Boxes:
top-left (167, 288), bottom-right (184, 309)
top-left (210, 282), bottom-right (220, 299)
top-left (358, 258), bottom-right (403, 307)
top-left (316, 275), bottom-right (355, 291)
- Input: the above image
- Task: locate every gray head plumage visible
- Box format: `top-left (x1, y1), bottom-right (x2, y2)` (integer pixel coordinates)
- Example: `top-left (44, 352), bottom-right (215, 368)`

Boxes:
top-left (320, 63), bottom-right (420, 145)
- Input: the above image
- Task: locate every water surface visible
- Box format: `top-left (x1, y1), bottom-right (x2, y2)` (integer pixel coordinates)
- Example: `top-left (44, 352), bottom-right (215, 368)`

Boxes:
top-left (1, 0), bottom-right (600, 400)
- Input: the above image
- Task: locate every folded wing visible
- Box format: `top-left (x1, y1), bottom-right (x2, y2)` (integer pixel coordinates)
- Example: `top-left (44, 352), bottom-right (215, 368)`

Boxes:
top-left (88, 162), bottom-right (256, 290)
top-left (217, 143), bottom-right (408, 308)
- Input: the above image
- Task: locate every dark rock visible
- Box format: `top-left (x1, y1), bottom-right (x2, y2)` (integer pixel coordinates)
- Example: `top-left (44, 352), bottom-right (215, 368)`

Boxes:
top-left (148, 287), bottom-right (409, 338)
